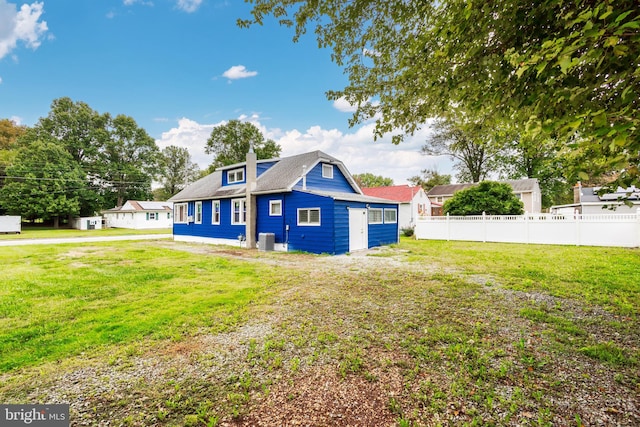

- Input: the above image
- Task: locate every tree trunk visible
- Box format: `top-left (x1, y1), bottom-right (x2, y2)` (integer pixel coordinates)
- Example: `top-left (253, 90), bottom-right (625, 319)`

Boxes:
top-left (53, 216), bottom-right (59, 229)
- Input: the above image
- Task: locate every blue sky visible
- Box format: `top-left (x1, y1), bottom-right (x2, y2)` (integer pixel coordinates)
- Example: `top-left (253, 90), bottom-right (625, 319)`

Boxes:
top-left (0, 0), bottom-right (450, 184)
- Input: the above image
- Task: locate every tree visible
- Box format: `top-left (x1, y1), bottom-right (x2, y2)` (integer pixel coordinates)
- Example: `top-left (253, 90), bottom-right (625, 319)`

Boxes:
top-left (0, 119), bottom-right (26, 211)
top-left (101, 115), bottom-right (160, 208)
top-left (0, 140), bottom-right (85, 227)
top-left (353, 172), bottom-right (393, 188)
top-left (421, 118), bottom-right (501, 183)
top-left (157, 145), bottom-right (200, 199)
top-left (205, 120), bottom-right (281, 168)
top-left (408, 168), bottom-right (451, 192)
top-left (443, 181), bottom-right (524, 216)
top-left (240, 1), bottom-right (640, 189)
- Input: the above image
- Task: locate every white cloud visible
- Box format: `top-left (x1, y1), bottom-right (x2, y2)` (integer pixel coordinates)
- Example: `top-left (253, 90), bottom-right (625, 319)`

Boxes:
top-left (123, 0), bottom-right (153, 6)
top-left (332, 97), bottom-right (358, 113)
top-left (176, 0), bottom-right (202, 13)
top-left (222, 65), bottom-right (258, 80)
top-left (0, 1), bottom-right (48, 60)
top-left (0, 76), bottom-right (2, 84)
top-left (157, 116), bottom-right (451, 185)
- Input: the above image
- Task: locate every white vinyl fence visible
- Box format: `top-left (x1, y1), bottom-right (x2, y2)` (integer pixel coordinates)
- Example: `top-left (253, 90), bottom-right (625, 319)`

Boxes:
top-left (415, 213), bottom-right (640, 248)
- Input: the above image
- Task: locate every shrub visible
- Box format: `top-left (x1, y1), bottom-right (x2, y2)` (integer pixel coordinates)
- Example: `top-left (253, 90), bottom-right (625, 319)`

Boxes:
top-left (443, 181), bottom-right (524, 216)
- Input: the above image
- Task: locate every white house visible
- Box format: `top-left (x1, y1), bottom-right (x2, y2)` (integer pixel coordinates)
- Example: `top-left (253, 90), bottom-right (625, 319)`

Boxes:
top-left (70, 216), bottom-right (103, 230)
top-left (427, 178), bottom-right (542, 214)
top-left (103, 200), bottom-right (173, 229)
top-left (550, 183), bottom-right (640, 214)
top-left (361, 185), bottom-right (431, 230)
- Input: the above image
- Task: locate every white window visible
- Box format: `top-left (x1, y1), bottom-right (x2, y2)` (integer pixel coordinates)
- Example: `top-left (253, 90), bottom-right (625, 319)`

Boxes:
top-left (322, 164), bottom-right (334, 179)
top-left (297, 208), bottom-right (320, 226)
top-left (368, 208), bottom-right (383, 224)
top-left (227, 168), bottom-right (244, 184)
top-left (232, 199), bottom-right (246, 225)
top-left (436, 196), bottom-right (444, 203)
top-left (174, 203), bottom-right (188, 223)
top-left (384, 208), bottom-right (397, 224)
top-left (195, 201), bottom-right (202, 224)
top-left (147, 212), bottom-right (157, 221)
top-left (212, 200), bottom-right (220, 224)
top-left (269, 200), bottom-right (282, 216)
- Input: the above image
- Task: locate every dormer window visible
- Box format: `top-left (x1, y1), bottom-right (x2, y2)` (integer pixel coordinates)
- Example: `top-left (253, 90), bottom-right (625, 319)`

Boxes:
top-left (227, 168), bottom-right (244, 184)
top-left (322, 164), bottom-right (334, 179)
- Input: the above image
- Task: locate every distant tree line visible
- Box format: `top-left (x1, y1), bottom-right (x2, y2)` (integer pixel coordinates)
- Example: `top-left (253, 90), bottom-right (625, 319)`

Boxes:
top-left (0, 98), bottom-right (281, 226)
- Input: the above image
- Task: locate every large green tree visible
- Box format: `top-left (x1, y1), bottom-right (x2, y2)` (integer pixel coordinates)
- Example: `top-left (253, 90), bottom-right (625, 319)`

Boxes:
top-left (240, 1), bottom-right (640, 189)
top-left (421, 117), bottom-right (502, 183)
top-left (353, 173), bottom-right (393, 188)
top-left (101, 115), bottom-right (160, 207)
top-left (157, 145), bottom-right (201, 199)
top-left (0, 119), bottom-right (26, 212)
top-left (205, 120), bottom-right (281, 169)
top-left (0, 140), bottom-right (86, 227)
top-left (443, 181), bottom-right (524, 216)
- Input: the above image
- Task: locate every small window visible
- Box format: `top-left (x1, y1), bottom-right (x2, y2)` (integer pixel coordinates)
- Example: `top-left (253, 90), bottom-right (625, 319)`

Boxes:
top-left (232, 199), bottom-right (246, 225)
top-left (147, 212), bottom-right (157, 221)
top-left (436, 196), bottom-right (444, 203)
top-left (298, 208), bottom-right (321, 226)
top-left (212, 200), bottom-right (220, 225)
top-left (167, 212), bottom-right (171, 219)
top-left (174, 203), bottom-right (188, 223)
top-left (195, 201), bottom-right (202, 224)
top-left (322, 164), bottom-right (334, 179)
top-left (269, 200), bottom-right (282, 216)
top-left (368, 208), bottom-right (383, 224)
top-left (384, 208), bottom-right (397, 224)
top-left (227, 168), bottom-right (245, 184)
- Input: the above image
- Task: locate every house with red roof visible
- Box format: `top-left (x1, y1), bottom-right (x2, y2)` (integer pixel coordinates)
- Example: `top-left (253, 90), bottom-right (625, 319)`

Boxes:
top-left (361, 185), bottom-right (431, 230)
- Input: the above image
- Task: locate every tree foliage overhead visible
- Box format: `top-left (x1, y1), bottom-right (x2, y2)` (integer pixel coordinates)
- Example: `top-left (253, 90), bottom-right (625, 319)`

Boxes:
top-left (353, 172), bottom-right (393, 188)
top-left (205, 120), bottom-right (281, 169)
top-left (443, 181), bottom-right (525, 216)
top-left (240, 0), bottom-right (640, 188)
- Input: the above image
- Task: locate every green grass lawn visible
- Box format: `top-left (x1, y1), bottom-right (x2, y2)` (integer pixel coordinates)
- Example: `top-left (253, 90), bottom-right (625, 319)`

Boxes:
top-left (1, 239), bottom-right (638, 426)
top-left (0, 226), bottom-right (171, 240)
top-left (0, 242), bottom-right (272, 372)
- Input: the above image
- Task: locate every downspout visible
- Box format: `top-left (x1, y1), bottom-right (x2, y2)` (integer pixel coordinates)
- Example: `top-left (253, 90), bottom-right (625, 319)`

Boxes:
top-left (245, 144), bottom-right (257, 249)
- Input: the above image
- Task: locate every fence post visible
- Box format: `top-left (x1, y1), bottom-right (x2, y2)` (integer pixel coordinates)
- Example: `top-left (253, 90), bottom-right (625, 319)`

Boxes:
top-left (525, 212), bottom-right (529, 244)
top-left (446, 213), bottom-right (450, 241)
top-left (637, 212), bottom-right (640, 248)
top-left (482, 211), bottom-right (486, 243)
top-left (575, 213), bottom-right (581, 246)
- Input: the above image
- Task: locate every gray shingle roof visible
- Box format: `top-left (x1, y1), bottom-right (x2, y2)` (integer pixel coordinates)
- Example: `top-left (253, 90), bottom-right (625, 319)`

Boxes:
top-left (169, 150), bottom-right (361, 202)
top-left (427, 179), bottom-right (539, 197)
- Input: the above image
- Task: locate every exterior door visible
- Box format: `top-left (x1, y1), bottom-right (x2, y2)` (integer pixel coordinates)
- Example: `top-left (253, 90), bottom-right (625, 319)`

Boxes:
top-left (349, 208), bottom-right (368, 252)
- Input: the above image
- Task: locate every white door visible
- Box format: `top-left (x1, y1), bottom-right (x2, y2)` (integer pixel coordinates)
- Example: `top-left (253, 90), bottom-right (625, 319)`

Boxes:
top-left (349, 208), bottom-right (368, 252)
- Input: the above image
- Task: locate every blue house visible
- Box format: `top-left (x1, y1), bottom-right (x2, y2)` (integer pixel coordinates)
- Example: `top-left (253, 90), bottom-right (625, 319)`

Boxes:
top-left (168, 150), bottom-right (399, 254)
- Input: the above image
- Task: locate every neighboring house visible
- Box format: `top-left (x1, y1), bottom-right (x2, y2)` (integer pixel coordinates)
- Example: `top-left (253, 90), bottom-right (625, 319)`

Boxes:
top-left (169, 150), bottom-right (399, 255)
top-left (103, 200), bottom-right (173, 229)
top-left (361, 185), bottom-right (431, 229)
top-left (550, 183), bottom-right (640, 214)
top-left (427, 178), bottom-right (542, 214)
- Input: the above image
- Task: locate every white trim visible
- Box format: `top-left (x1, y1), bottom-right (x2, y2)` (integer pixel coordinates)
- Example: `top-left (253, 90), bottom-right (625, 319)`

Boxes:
top-left (368, 208), bottom-right (383, 224)
top-left (174, 202), bottom-right (188, 224)
top-left (322, 164), bottom-right (334, 179)
top-left (231, 198), bottom-right (247, 225)
top-left (384, 208), bottom-right (398, 224)
top-left (227, 168), bottom-right (245, 184)
top-left (297, 208), bottom-right (321, 226)
top-left (211, 200), bottom-right (221, 225)
top-left (194, 201), bottom-right (203, 224)
top-left (269, 200), bottom-right (283, 216)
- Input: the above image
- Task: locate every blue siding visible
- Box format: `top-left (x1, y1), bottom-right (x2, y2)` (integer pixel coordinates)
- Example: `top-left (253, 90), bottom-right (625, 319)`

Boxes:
top-left (256, 196), bottom-right (286, 243)
top-left (333, 201), bottom-right (352, 254)
top-left (284, 191), bottom-right (336, 254)
top-left (257, 161), bottom-right (278, 177)
top-left (173, 199), bottom-right (247, 240)
top-left (293, 163), bottom-right (355, 193)
top-left (366, 203), bottom-right (400, 248)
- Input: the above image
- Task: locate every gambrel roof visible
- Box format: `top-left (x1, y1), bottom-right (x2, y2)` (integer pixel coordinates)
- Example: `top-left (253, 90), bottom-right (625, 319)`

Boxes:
top-left (169, 150), bottom-right (370, 202)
